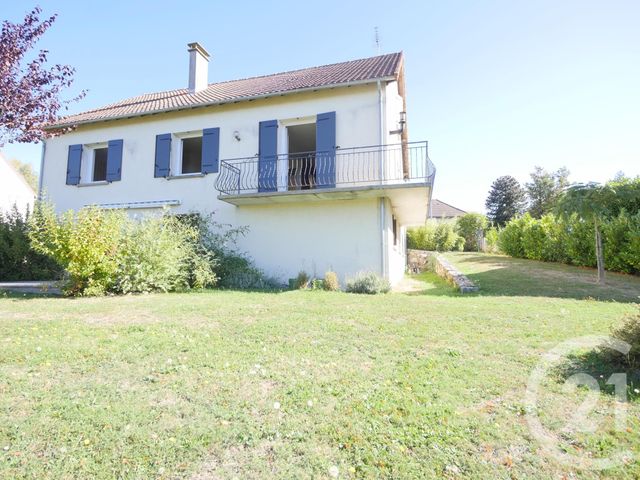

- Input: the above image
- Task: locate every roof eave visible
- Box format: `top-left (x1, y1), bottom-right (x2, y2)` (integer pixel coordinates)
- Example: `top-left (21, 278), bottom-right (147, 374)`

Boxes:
top-left (45, 75), bottom-right (398, 131)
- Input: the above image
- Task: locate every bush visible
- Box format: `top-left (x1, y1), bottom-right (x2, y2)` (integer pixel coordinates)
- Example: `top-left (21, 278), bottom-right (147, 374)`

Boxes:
top-left (323, 271), bottom-right (340, 291)
top-left (293, 270), bottom-right (310, 289)
top-left (345, 271), bottom-right (390, 294)
top-left (484, 226), bottom-right (500, 253)
top-left (564, 215), bottom-right (596, 268)
top-left (433, 222), bottom-right (460, 251)
top-left (115, 216), bottom-right (216, 294)
top-left (407, 220), bottom-right (464, 252)
top-left (600, 210), bottom-right (640, 275)
top-left (407, 223), bottom-right (436, 250)
top-left (497, 210), bottom-right (640, 274)
top-left (602, 309), bottom-right (640, 368)
top-left (621, 212), bottom-right (640, 272)
top-left (498, 215), bottom-right (527, 257)
top-left (28, 203), bottom-right (217, 296)
top-left (0, 205), bottom-right (61, 281)
top-left (193, 216), bottom-right (279, 290)
top-left (455, 213), bottom-right (488, 251)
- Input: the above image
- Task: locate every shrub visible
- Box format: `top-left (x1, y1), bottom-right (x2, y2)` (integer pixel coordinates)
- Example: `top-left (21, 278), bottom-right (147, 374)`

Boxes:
top-left (0, 205), bottom-right (61, 281)
top-left (345, 271), bottom-right (390, 294)
top-left (293, 270), bottom-right (309, 289)
top-left (621, 212), bottom-right (640, 273)
top-left (115, 216), bottom-right (216, 294)
top-left (433, 222), bottom-right (460, 251)
top-left (600, 209), bottom-right (640, 275)
top-left (455, 213), bottom-right (488, 251)
top-left (28, 203), bottom-right (217, 296)
top-left (311, 278), bottom-right (324, 290)
top-left (408, 220), bottom-right (463, 252)
top-left (323, 271), bottom-right (340, 291)
top-left (564, 215), bottom-right (596, 268)
top-left (498, 215), bottom-right (527, 257)
top-left (497, 210), bottom-right (640, 274)
top-left (29, 203), bottom-right (126, 295)
top-left (484, 226), bottom-right (500, 253)
top-left (407, 223), bottom-right (436, 250)
top-left (539, 214), bottom-right (570, 263)
top-left (191, 214), bottom-right (280, 290)
top-left (602, 309), bottom-right (640, 368)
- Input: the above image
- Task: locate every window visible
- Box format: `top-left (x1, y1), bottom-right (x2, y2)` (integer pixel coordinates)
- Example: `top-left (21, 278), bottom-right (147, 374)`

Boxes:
top-left (92, 147), bottom-right (108, 182)
top-left (392, 216), bottom-right (398, 246)
top-left (181, 136), bottom-right (202, 174)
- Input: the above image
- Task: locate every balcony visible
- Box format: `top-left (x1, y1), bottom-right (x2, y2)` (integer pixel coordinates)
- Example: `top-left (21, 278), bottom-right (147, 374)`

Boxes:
top-left (215, 141), bottom-right (436, 224)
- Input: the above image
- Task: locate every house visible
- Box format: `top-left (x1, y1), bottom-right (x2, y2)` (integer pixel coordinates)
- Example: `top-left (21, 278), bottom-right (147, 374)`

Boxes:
top-left (41, 44), bottom-right (435, 286)
top-left (428, 199), bottom-right (466, 220)
top-left (0, 153), bottom-right (36, 216)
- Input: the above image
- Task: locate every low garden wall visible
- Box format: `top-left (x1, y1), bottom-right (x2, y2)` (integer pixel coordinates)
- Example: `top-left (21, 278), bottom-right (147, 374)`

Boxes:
top-left (407, 250), bottom-right (479, 294)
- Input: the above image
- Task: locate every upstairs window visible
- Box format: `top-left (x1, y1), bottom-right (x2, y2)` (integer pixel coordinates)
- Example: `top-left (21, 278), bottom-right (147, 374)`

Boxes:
top-left (92, 147), bottom-right (108, 182)
top-left (181, 136), bottom-right (203, 174)
top-left (66, 140), bottom-right (123, 186)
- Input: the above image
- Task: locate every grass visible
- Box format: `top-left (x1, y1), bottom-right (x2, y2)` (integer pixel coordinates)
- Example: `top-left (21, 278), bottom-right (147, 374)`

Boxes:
top-left (0, 254), bottom-right (638, 479)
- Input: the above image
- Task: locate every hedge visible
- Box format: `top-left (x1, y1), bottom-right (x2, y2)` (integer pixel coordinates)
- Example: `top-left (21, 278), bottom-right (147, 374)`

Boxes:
top-left (498, 211), bottom-right (640, 274)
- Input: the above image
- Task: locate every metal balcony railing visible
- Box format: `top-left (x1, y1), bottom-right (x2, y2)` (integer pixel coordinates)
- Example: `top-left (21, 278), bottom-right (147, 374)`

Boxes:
top-left (215, 141), bottom-right (435, 196)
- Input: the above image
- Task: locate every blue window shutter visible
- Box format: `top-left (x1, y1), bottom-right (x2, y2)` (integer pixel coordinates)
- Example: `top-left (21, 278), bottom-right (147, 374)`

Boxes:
top-left (66, 144), bottom-right (82, 185)
top-left (316, 111), bottom-right (336, 188)
top-left (201, 127), bottom-right (220, 174)
top-left (154, 133), bottom-right (171, 177)
top-left (106, 139), bottom-right (123, 182)
top-left (258, 120), bottom-right (278, 192)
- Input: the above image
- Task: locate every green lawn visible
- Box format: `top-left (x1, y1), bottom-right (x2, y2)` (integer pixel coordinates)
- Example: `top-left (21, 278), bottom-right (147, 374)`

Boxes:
top-left (0, 254), bottom-right (639, 479)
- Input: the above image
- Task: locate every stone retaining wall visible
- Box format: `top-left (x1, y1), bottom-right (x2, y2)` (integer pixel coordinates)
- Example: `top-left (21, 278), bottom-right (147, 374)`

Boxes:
top-left (407, 250), bottom-right (479, 294)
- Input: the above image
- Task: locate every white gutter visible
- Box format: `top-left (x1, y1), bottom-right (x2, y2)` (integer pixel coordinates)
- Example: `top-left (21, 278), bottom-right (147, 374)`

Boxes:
top-left (37, 141), bottom-right (46, 201)
top-left (377, 80), bottom-right (387, 279)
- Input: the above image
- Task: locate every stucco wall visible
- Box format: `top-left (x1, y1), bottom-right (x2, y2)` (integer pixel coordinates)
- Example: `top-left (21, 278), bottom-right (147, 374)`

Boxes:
top-left (42, 82), bottom-right (409, 284)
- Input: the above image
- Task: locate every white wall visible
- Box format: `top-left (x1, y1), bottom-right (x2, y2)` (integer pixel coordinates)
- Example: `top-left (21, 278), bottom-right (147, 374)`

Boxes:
top-left (42, 82), bottom-right (409, 284)
top-left (0, 155), bottom-right (35, 216)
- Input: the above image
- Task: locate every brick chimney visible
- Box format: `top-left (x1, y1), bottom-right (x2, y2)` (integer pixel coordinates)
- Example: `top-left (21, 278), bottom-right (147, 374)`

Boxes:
top-left (187, 42), bottom-right (210, 93)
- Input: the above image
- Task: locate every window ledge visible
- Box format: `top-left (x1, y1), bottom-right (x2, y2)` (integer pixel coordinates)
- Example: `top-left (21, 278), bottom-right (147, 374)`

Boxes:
top-left (166, 173), bottom-right (206, 180)
top-left (77, 181), bottom-right (109, 187)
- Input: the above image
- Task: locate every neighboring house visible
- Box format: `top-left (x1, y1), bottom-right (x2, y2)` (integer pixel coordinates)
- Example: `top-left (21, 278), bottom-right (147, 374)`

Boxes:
top-left (0, 153), bottom-right (36, 216)
top-left (429, 199), bottom-right (466, 220)
top-left (41, 44), bottom-right (435, 285)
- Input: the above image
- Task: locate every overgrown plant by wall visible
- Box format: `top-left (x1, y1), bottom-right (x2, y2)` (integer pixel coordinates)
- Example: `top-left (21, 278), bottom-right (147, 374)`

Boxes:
top-left (0, 205), bottom-right (62, 281)
top-left (28, 203), bottom-right (217, 296)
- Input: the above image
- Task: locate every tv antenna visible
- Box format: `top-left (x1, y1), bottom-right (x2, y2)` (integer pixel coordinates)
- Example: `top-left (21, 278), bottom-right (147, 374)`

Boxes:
top-left (374, 27), bottom-right (381, 55)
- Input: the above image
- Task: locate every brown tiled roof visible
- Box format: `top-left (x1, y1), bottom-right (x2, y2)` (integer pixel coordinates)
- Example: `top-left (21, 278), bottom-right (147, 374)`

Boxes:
top-left (429, 199), bottom-right (467, 219)
top-left (50, 52), bottom-right (403, 128)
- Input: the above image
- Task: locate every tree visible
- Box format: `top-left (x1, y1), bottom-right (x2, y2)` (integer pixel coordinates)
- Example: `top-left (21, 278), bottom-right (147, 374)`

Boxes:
top-left (526, 166), bottom-right (570, 218)
top-left (455, 212), bottom-right (488, 251)
top-left (9, 158), bottom-right (38, 191)
top-left (485, 176), bottom-right (526, 227)
top-left (556, 183), bottom-right (617, 285)
top-left (0, 6), bottom-right (84, 145)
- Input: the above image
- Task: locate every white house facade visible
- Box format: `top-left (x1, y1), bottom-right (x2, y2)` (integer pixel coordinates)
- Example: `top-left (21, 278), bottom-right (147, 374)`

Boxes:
top-left (0, 154), bottom-right (36, 216)
top-left (41, 45), bottom-right (435, 286)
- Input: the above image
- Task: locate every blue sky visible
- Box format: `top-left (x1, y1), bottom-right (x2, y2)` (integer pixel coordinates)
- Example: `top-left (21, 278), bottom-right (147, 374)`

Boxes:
top-left (2, 1), bottom-right (639, 212)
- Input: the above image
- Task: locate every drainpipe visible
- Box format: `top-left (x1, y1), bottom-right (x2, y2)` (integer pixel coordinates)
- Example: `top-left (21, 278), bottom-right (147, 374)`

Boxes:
top-left (377, 80), bottom-right (387, 279)
top-left (37, 140), bottom-right (46, 201)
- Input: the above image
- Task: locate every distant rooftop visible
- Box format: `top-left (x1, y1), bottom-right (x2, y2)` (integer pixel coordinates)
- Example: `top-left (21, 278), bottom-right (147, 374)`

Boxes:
top-left (49, 52), bottom-right (404, 129)
top-left (429, 199), bottom-right (467, 218)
